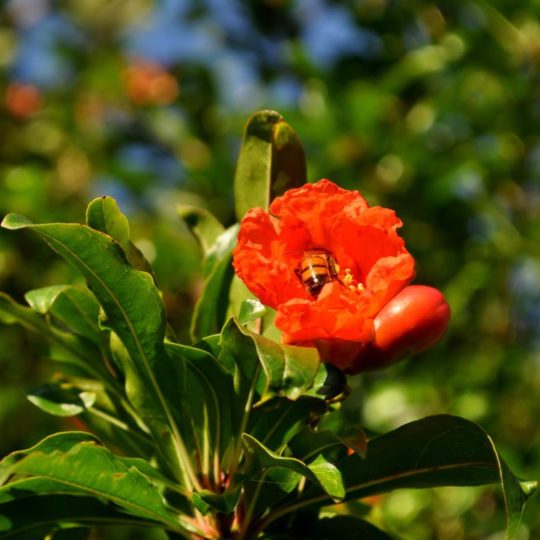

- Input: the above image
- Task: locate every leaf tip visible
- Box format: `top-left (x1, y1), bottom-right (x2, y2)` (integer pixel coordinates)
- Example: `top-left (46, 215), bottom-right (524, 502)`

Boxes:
top-left (245, 109), bottom-right (284, 140)
top-left (1, 213), bottom-right (33, 230)
top-left (520, 479), bottom-right (538, 497)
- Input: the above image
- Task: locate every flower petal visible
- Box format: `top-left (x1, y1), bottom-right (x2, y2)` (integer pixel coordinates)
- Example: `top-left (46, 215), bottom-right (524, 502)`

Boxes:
top-left (233, 207), bottom-right (309, 308)
top-left (270, 179), bottom-right (369, 247)
top-left (276, 282), bottom-right (374, 343)
top-left (366, 252), bottom-right (415, 309)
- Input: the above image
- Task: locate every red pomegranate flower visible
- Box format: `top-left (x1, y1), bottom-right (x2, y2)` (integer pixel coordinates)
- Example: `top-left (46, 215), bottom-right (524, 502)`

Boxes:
top-left (232, 180), bottom-right (449, 373)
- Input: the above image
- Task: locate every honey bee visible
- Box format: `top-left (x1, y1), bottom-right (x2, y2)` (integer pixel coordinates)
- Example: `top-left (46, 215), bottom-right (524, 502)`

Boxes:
top-left (295, 249), bottom-right (339, 296)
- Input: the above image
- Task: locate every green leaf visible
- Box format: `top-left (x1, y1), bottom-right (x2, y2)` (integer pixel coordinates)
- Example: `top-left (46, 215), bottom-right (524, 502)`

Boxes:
top-left (86, 196), bottom-right (130, 247)
top-left (25, 285), bottom-right (101, 343)
top-left (1, 214), bottom-right (195, 488)
top-left (190, 225), bottom-right (238, 342)
top-left (26, 382), bottom-right (96, 417)
top-left (220, 319), bottom-right (321, 402)
top-left (86, 196), bottom-right (154, 276)
top-left (310, 515), bottom-right (396, 540)
top-left (49, 527), bottom-right (91, 540)
top-left (289, 427), bottom-right (367, 463)
top-left (192, 488), bottom-right (241, 515)
top-left (2, 213), bottom-right (32, 228)
top-left (0, 477), bottom-right (86, 502)
top-left (243, 433), bottom-right (344, 500)
top-left (238, 298), bottom-right (267, 325)
top-left (0, 494), bottom-right (154, 539)
top-left (25, 285), bottom-right (71, 314)
top-left (68, 378), bottom-right (155, 461)
top-left (203, 223), bottom-right (239, 278)
top-left (267, 415), bottom-right (536, 539)
top-left (0, 292), bottom-right (104, 379)
top-left (302, 363), bottom-right (348, 401)
top-left (166, 342), bottom-right (238, 476)
top-left (0, 432), bottom-right (197, 535)
top-left (178, 205), bottom-right (225, 255)
top-left (227, 276), bottom-right (263, 332)
top-left (248, 398), bottom-right (326, 453)
top-left (234, 110), bottom-right (307, 221)
top-left (270, 118), bottom-right (308, 200)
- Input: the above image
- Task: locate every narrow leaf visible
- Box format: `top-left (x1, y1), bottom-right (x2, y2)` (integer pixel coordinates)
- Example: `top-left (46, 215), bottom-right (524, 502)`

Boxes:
top-left (190, 225), bottom-right (238, 342)
top-left (203, 223), bottom-right (239, 277)
top-left (234, 110), bottom-right (307, 221)
top-left (270, 119), bottom-right (307, 200)
top-left (166, 342), bottom-right (237, 460)
top-left (178, 205), bottom-right (225, 255)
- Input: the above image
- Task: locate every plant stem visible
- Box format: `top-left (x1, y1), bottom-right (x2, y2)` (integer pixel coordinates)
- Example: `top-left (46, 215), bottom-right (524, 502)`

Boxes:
top-left (227, 365), bottom-right (260, 483)
top-left (237, 471), bottom-right (268, 540)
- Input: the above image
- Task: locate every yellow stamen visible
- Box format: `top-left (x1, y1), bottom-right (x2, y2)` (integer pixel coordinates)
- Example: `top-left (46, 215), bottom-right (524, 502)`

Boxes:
top-left (357, 283), bottom-right (365, 291)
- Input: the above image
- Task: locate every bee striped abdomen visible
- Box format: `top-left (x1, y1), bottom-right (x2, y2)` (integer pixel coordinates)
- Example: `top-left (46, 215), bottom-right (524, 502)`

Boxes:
top-left (297, 250), bottom-right (338, 296)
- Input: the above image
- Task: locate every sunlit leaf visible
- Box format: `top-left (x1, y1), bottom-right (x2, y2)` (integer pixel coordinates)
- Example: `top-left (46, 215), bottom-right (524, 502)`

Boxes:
top-left (0, 433), bottom-right (176, 523)
top-left (86, 196), bottom-right (154, 276)
top-left (86, 197), bottom-right (130, 247)
top-left (25, 285), bottom-right (101, 343)
top-left (238, 298), bottom-right (267, 325)
top-left (26, 382), bottom-right (96, 417)
top-left (243, 433), bottom-right (344, 500)
top-left (1, 214), bottom-right (195, 488)
top-left (178, 204), bottom-right (225, 255)
top-left (190, 225), bottom-right (238, 342)
top-left (166, 342), bottom-right (238, 474)
top-left (220, 318), bottom-right (321, 402)
top-left (234, 109), bottom-right (306, 221)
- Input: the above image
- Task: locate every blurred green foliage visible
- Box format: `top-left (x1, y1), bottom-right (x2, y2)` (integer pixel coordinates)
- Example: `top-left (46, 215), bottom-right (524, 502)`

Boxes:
top-left (1, 0), bottom-right (540, 538)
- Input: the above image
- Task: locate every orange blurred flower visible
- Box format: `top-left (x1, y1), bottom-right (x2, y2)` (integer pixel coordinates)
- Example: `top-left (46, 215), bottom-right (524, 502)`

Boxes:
top-left (5, 83), bottom-right (42, 119)
top-left (233, 180), bottom-right (449, 373)
top-left (122, 60), bottom-right (179, 106)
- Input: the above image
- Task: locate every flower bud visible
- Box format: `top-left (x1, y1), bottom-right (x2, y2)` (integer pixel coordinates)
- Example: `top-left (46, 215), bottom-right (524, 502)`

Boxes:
top-left (347, 285), bottom-right (450, 373)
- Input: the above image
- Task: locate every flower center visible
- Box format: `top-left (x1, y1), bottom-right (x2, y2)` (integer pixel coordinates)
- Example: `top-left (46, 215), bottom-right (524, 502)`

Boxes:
top-left (295, 250), bottom-right (365, 296)
top-left (340, 267), bottom-right (365, 294)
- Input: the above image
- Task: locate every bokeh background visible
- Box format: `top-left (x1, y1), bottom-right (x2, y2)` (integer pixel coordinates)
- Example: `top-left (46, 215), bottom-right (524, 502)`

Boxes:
top-left (1, 0), bottom-right (540, 538)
